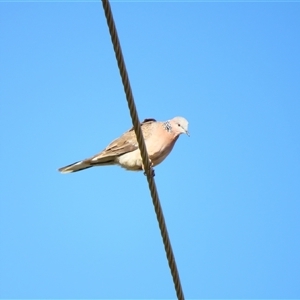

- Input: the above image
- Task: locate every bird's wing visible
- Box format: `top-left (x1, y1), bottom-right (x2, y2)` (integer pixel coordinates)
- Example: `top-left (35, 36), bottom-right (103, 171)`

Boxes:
top-left (88, 118), bottom-right (157, 164)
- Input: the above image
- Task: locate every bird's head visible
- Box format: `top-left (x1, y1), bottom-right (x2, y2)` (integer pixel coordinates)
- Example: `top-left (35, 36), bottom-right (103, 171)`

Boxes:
top-left (170, 116), bottom-right (189, 137)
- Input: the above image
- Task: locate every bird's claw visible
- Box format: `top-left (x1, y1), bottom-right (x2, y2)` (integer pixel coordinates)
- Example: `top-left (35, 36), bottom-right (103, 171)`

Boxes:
top-left (144, 167), bottom-right (155, 177)
top-left (143, 159), bottom-right (155, 177)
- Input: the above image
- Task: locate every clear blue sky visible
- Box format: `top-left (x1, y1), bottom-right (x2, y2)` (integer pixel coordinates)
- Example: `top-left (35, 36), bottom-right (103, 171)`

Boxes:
top-left (1, 1), bottom-right (300, 299)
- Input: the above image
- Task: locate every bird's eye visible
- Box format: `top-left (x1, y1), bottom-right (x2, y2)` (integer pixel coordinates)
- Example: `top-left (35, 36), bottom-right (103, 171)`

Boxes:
top-left (178, 123), bottom-right (180, 126)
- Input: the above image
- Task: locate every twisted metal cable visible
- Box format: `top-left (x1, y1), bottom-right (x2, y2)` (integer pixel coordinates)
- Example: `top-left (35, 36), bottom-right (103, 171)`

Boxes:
top-left (101, 1), bottom-right (185, 299)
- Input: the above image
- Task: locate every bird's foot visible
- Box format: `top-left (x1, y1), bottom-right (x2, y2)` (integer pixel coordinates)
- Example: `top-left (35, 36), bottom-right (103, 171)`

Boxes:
top-left (143, 159), bottom-right (155, 177)
top-left (143, 168), bottom-right (155, 177)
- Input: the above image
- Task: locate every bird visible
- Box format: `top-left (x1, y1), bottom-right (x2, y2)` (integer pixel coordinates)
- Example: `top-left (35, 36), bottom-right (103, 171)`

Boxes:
top-left (58, 116), bottom-right (189, 174)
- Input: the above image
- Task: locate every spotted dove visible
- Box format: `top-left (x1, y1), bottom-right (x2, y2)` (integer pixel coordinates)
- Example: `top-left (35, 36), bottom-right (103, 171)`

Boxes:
top-left (58, 116), bottom-right (189, 173)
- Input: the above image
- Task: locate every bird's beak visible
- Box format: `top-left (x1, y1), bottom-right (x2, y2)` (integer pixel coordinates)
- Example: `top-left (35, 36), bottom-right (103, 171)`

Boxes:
top-left (186, 130), bottom-right (190, 137)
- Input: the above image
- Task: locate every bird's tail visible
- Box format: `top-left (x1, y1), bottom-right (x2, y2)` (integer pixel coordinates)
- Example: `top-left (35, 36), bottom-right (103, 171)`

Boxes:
top-left (58, 160), bottom-right (93, 174)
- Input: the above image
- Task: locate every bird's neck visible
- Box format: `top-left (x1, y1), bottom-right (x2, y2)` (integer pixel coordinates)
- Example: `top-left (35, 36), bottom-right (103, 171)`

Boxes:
top-left (162, 121), bottom-right (179, 140)
top-left (163, 120), bottom-right (172, 133)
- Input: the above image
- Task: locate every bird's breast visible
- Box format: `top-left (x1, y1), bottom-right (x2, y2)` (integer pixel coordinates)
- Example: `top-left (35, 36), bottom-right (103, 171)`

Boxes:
top-left (146, 134), bottom-right (178, 167)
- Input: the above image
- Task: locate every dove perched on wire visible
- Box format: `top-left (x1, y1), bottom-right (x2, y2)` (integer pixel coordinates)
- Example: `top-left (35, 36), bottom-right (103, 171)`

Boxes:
top-left (58, 116), bottom-right (189, 174)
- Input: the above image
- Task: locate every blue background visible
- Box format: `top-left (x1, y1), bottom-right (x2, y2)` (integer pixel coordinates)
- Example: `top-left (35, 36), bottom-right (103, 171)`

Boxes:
top-left (1, 1), bottom-right (300, 298)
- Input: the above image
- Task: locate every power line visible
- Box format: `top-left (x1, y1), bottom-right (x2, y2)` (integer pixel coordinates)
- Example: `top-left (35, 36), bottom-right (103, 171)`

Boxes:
top-left (101, 1), bottom-right (185, 299)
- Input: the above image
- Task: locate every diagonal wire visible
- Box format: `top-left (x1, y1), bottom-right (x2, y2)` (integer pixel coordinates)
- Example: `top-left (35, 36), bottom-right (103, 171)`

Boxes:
top-left (101, 1), bottom-right (185, 299)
